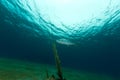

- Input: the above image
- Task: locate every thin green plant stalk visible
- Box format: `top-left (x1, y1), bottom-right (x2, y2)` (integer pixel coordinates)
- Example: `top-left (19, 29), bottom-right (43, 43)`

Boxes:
top-left (52, 43), bottom-right (64, 80)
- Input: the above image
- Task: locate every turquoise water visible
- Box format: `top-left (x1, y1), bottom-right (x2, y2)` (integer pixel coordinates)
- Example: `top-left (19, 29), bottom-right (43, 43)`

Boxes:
top-left (1, 0), bottom-right (120, 44)
top-left (0, 0), bottom-right (120, 79)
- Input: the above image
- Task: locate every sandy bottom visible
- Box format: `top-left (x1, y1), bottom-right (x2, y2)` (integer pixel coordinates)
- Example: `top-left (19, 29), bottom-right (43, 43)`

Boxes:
top-left (0, 58), bottom-right (118, 80)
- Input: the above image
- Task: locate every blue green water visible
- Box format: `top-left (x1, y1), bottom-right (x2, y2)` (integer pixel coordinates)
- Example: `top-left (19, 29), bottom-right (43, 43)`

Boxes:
top-left (0, 0), bottom-right (120, 79)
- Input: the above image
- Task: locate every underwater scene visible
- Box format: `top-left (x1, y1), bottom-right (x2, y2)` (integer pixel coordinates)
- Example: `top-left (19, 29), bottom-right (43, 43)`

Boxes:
top-left (0, 0), bottom-right (120, 80)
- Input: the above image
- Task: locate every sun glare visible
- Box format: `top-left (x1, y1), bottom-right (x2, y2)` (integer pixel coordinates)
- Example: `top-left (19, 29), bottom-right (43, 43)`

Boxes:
top-left (54, 0), bottom-right (71, 4)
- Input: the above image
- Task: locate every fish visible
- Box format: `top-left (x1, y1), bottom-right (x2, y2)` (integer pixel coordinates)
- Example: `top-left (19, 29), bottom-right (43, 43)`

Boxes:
top-left (56, 38), bottom-right (75, 46)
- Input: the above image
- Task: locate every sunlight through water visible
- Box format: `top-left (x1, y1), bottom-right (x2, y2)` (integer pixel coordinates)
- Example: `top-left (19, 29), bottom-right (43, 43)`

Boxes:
top-left (1, 0), bottom-right (120, 45)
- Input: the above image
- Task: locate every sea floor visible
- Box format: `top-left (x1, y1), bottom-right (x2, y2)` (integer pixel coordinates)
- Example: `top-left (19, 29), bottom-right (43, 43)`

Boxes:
top-left (0, 58), bottom-right (118, 80)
